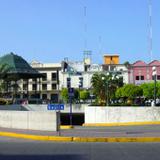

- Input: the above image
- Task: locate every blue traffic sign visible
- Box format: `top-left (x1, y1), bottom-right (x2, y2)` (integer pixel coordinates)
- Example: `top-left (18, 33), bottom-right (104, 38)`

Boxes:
top-left (47, 104), bottom-right (64, 110)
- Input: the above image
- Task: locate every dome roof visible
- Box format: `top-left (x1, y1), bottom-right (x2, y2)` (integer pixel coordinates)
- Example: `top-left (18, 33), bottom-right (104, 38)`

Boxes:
top-left (0, 52), bottom-right (43, 79)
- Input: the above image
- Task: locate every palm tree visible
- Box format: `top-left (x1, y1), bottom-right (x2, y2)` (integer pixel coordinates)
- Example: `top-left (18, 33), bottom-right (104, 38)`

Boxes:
top-left (91, 73), bottom-right (123, 105)
top-left (0, 63), bottom-right (10, 78)
top-left (0, 63), bottom-right (11, 97)
top-left (91, 73), bottom-right (107, 105)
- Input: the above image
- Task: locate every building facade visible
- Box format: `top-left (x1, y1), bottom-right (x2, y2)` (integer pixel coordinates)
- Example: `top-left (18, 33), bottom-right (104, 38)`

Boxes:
top-left (60, 57), bottom-right (128, 90)
top-left (103, 54), bottom-right (119, 65)
top-left (30, 60), bottom-right (61, 102)
top-left (60, 60), bottom-right (102, 89)
top-left (128, 60), bottom-right (160, 85)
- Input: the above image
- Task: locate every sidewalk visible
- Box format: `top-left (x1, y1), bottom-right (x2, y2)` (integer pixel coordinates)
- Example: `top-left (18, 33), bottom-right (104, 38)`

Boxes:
top-left (1, 125), bottom-right (160, 142)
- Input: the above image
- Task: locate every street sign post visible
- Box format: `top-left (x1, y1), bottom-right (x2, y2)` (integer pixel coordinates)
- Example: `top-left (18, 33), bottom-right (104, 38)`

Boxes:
top-left (47, 104), bottom-right (64, 136)
top-left (68, 88), bottom-right (74, 126)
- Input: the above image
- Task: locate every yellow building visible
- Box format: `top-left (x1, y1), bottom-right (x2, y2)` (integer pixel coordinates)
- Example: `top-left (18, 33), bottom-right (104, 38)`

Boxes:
top-left (103, 54), bottom-right (119, 64)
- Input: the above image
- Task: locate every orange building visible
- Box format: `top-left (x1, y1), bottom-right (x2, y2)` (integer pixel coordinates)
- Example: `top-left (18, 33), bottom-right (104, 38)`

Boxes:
top-left (103, 54), bottom-right (119, 64)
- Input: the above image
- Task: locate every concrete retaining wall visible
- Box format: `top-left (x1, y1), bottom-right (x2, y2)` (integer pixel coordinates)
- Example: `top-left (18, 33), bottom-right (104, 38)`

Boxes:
top-left (0, 111), bottom-right (58, 131)
top-left (23, 104), bottom-right (86, 113)
top-left (0, 105), bottom-right (27, 111)
top-left (85, 106), bottom-right (160, 123)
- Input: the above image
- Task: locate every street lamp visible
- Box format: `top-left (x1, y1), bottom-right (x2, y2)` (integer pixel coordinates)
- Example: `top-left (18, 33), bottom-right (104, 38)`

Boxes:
top-left (102, 73), bottom-right (120, 106)
top-left (102, 73), bottom-right (109, 106)
top-left (152, 66), bottom-right (157, 106)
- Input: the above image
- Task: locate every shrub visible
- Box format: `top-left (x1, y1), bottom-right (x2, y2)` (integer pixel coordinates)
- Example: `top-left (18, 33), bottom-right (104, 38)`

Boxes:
top-left (79, 90), bottom-right (90, 102)
top-left (0, 98), bottom-right (7, 105)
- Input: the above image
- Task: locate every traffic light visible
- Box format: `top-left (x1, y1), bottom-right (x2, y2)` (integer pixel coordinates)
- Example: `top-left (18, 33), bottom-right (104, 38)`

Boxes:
top-left (79, 77), bottom-right (83, 88)
top-left (67, 77), bottom-right (71, 88)
top-left (68, 87), bottom-right (74, 97)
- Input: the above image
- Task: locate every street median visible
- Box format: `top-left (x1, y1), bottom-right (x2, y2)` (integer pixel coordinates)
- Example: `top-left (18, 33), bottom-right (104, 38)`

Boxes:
top-left (83, 121), bottom-right (160, 127)
top-left (1, 131), bottom-right (160, 142)
top-left (0, 131), bottom-right (73, 142)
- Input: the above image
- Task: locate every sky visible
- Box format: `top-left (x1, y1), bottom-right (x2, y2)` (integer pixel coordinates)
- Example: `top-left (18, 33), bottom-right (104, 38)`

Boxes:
top-left (0, 0), bottom-right (159, 64)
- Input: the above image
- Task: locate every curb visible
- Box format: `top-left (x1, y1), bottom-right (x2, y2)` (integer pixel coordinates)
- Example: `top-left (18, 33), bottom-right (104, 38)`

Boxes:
top-left (1, 131), bottom-right (160, 142)
top-left (0, 131), bottom-right (72, 142)
top-left (83, 121), bottom-right (160, 127)
top-left (73, 137), bottom-right (160, 142)
top-left (60, 125), bottom-right (74, 129)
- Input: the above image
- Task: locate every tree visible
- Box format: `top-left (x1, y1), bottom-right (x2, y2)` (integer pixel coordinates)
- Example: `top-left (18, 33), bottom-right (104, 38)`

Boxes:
top-left (60, 88), bottom-right (79, 103)
top-left (115, 87), bottom-right (124, 98)
top-left (123, 61), bottom-right (130, 68)
top-left (91, 73), bottom-right (122, 105)
top-left (140, 82), bottom-right (160, 99)
top-left (60, 88), bottom-right (69, 103)
top-left (79, 90), bottom-right (90, 102)
top-left (91, 73), bottom-right (107, 105)
top-left (140, 83), bottom-right (154, 99)
top-left (123, 84), bottom-right (142, 99)
top-left (156, 82), bottom-right (160, 98)
top-left (0, 63), bottom-right (11, 97)
top-left (115, 84), bottom-right (143, 104)
top-left (0, 63), bottom-right (10, 79)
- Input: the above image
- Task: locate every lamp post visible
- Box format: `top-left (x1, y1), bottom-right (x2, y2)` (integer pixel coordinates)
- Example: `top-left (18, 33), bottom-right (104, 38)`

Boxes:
top-left (102, 73), bottom-right (109, 106)
top-left (102, 76), bottom-right (108, 106)
top-left (102, 73), bottom-right (120, 106)
top-left (152, 66), bottom-right (157, 106)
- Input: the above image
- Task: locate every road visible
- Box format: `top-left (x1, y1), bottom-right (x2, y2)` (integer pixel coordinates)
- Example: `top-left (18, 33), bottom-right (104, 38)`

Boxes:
top-left (0, 137), bottom-right (160, 160)
top-left (1, 125), bottom-right (160, 137)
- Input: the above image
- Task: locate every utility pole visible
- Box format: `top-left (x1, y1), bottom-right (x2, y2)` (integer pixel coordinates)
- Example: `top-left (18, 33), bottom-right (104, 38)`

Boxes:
top-left (57, 69), bottom-right (61, 136)
top-left (152, 66), bottom-right (157, 106)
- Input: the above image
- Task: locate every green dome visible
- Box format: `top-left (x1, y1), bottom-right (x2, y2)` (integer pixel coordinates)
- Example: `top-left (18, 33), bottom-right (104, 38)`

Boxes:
top-left (0, 52), bottom-right (43, 79)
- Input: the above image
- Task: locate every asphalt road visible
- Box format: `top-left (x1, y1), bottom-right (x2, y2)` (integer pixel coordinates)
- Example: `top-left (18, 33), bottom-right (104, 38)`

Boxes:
top-left (63, 125), bottom-right (160, 137)
top-left (1, 125), bottom-right (160, 137)
top-left (0, 137), bottom-right (160, 160)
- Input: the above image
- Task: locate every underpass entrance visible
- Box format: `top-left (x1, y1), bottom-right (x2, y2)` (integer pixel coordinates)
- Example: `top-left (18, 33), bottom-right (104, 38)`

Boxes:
top-left (60, 113), bottom-right (84, 125)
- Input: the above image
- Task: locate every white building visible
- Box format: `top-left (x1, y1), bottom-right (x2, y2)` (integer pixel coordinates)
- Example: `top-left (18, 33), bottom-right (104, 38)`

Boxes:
top-left (60, 58), bottom-right (103, 89)
top-left (102, 64), bottom-right (129, 84)
top-left (30, 60), bottom-right (61, 102)
top-left (26, 57), bottom-right (129, 102)
top-left (60, 59), bottom-right (129, 90)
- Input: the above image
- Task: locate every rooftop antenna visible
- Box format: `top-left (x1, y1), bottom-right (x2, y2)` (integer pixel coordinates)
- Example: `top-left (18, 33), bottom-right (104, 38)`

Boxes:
top-left (98, 36), bottom-right (102, 63)
top-left (84, 6), bottom-right (87, 50)
top-left (83, 5), bottom-right (92, 64)
top-left (148, 0), bottom-right (153, 62)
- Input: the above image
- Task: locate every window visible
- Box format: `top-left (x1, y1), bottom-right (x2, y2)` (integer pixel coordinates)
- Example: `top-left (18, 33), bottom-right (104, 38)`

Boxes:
top-left (136, 75), bottom-right (144, 80)
top-left (42, 94), bottom-right (47, 100)
top-left (51, 94), bottom-right (58, 103)
top-left (32, 84), bottom-right (37, 91)
top-left (153, 75), bottom-right (160, 80)
top-left (42, 84), bottom-right (47, 90)
top-left (32, 78), bottom-right (36, 82)
top-left (42, 73), bottom-right (47, 81)
top-left (52, 73), bottom-right (57, 81)
top-left (157, 75), bottom-right (160, 80)
top-left (52, 84), bottom-right (57, 90)
top-left (23, 84), bottom-right (27, 90)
